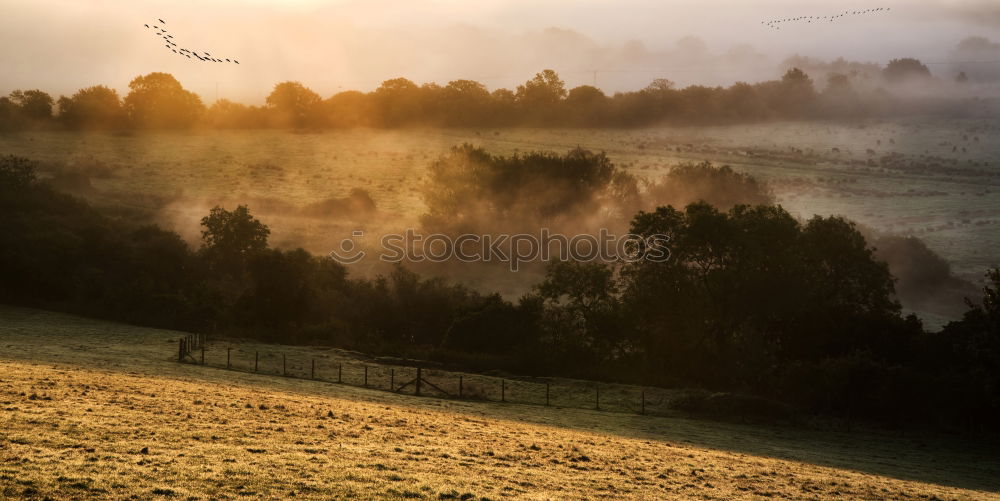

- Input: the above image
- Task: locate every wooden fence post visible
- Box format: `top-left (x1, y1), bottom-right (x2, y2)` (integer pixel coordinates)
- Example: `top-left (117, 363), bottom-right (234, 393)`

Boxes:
top-left (254, 351), bottom-right (259, 373)
top-left (226, 347), bottom-right (231, 369)
top-left (201, 339), bottom-right (205, 365)
top-left (501, 379), bottom-right (506, 402)
top-left (415, 367), bottom-right (422, 396)
top-left (282, 354), bottom-right (286, 376)
top-left (178, 338), bottom-right (185, 362)
top-left (311, 359), bottom-right (315, 380)
top-left (458, 376), bottom-right (463, 398)
top-left (364, 366), bottom-right (368, 387)
top-left (390, 369), bottom-right (394, 391)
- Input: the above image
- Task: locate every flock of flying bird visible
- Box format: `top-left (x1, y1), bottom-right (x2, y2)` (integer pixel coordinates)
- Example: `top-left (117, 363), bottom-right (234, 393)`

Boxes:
top-left (144, 18), bottom-right (240, 64)
top-left (762, 7), bottom-right (891, 30)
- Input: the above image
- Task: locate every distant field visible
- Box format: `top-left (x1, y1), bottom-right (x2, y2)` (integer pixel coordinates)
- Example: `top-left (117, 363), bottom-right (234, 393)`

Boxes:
top-left (2, 118), bottom-right (999, 311)
top-left (2, 306), bottom-right (1000, 500)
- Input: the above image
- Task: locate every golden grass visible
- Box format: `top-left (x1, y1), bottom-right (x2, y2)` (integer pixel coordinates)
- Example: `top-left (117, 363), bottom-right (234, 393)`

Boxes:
top-left (1, 305), bottom-right (999, 500)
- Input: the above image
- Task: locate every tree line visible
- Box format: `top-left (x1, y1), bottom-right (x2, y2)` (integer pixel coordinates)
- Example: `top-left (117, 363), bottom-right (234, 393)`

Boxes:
top-left (1, 151), bottom-right (996, 432)
top-left (0, 59), bottom-right (982, 131)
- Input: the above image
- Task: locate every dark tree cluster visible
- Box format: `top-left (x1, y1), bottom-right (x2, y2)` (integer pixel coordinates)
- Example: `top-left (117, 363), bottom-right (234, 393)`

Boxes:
top-left (0, 153), bottom-right (996, 431)
top-left (0, 58), bottom-right (977, 131)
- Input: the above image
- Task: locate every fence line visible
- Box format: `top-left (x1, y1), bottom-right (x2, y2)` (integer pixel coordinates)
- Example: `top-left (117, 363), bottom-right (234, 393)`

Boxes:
top-left (177, 337), bottom-right (673, 416)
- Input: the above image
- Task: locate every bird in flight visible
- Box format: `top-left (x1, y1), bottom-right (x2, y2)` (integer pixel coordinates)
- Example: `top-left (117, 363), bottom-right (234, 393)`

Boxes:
top-left (143, 18), bottom-right (242, 64)
top-left (762, 7), bottom-right (890, 30)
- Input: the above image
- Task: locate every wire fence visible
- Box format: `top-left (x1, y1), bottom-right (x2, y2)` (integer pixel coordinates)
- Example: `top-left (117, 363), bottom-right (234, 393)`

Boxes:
top-left (176, 334), bottom-right (676, 416)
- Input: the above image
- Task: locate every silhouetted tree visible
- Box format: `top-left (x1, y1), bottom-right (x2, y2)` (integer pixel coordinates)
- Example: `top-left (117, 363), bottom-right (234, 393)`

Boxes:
top-left (266, 81), bottom-right (322, 128)
top-left (535, 261), bottom-right (628, 369)
top-left (564, 85), bottom-right (609, 126)
top-left (883, 58), bottom-right (932, 84)
top-left (516, 70), bottom-right (566, 123)
top-left (622, 201), bottom-right (903, 387)
top-left (373, 78), bottom-right (422, 126)
top-left (442, 79), bottom-right (493, 126)
top-left (204, 99), bottom-right (265, 129)
top-left (640, 78), bottom-right (680, 121)
top-left (420, 145), bottom-right (631, 235)
top-left (644, 161), bottom-right (774, 210)
top-left (722, 82), bottom-right (767, 121)
top-left (324, 91), bottom-right (376, 127)
top-left (57, 85), bottom-right (125, 129)
top-left (0, 97), bottom-right (16, 130)
top-left (124, 72), bottom-right (204, 128)
top-left (199, 205), bottom-right (270, 276)
top-left (775, 68), bottom-right (817, 117)
top-left (8, 89), bottom-right (54, 121)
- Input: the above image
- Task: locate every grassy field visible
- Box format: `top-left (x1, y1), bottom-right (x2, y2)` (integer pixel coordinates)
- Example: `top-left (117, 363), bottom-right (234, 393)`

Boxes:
top-left (2, 305), bottom-right (999, 500)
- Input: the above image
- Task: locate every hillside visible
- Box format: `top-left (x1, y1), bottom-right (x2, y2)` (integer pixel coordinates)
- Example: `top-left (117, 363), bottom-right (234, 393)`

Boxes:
top-left (1, 305), bottom-right (998, 500)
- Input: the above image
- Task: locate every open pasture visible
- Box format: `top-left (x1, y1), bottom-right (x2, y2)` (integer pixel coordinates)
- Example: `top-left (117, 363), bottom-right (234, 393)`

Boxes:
top-left (1, 305), bottom-right (1000, 499)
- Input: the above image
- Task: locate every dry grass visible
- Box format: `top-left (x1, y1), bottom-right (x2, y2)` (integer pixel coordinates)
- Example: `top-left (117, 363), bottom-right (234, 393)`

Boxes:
top-left (1, 305), bottom-right (999, 500)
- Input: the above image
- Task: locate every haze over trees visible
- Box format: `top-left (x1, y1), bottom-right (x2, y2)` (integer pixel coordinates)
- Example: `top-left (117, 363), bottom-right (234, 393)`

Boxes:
top-left (123, 72), bottom-right (204, 128)
top-left (0, 52), bottom-right (992, 131)
top-left (57, 85), bottom-right (126, 129)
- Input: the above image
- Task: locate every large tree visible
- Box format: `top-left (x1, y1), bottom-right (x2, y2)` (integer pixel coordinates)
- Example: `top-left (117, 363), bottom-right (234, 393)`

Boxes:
top-left (516, 69), bottom-right (566, 123)
top-left (200, 205), bottom-right (270, 276)
top-left (442, 79), bottom-right (493, 126)
top-left (882, 58), bottom-right (932, 84)
top-left (265, 81), bottom-right (322, 127)
top-left (8, 89), bottom-right (54, 120)
top-left (621, 202), bottom-right (903, 387)
top-left (373, 77), bottom-right (422, 126)
top-left (123, 72), bottom-right (204, 128)
top-left (57, 85), bottom-right (125, 129)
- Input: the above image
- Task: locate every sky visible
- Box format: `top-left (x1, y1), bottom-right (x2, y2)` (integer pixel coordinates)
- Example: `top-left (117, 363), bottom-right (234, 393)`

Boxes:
top-left (2, 0), bottom-right (998, 104)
